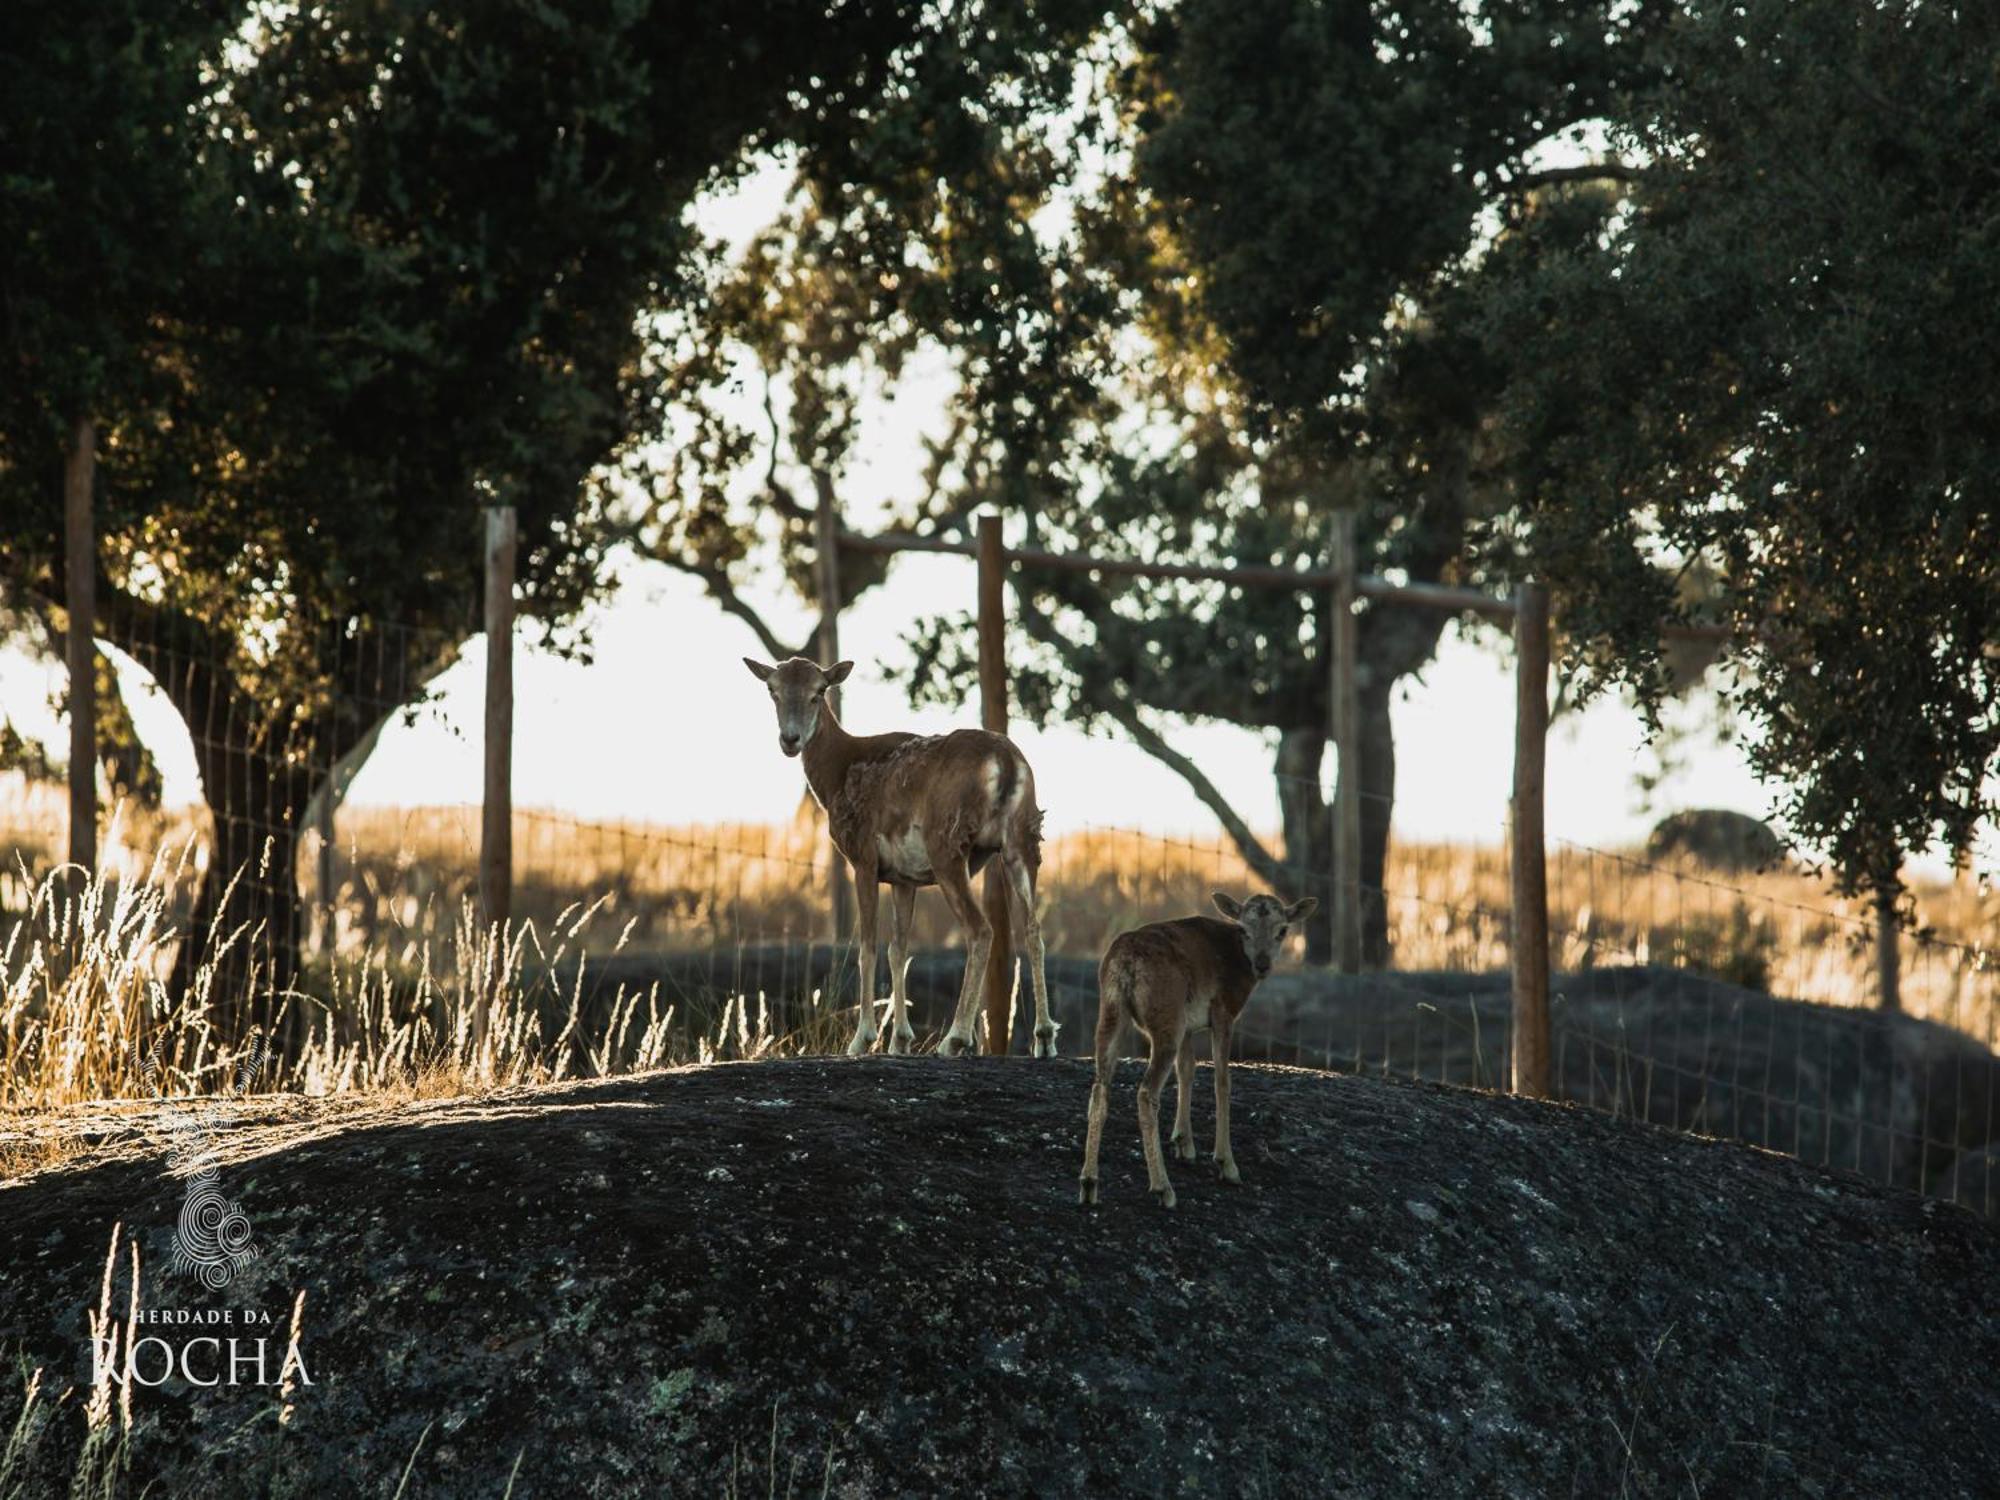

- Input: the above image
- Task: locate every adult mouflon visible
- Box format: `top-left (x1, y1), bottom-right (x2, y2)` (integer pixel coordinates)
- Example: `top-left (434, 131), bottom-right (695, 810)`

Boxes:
top-left (1079, 890), bottom-right (1316, 1208)
top-left (744, 655), bottom-right (1058, 1059)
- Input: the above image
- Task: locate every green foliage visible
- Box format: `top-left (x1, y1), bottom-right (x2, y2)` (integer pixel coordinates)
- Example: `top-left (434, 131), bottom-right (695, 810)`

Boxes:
top-left (0, 0), bottom-right (241, 437)
top-left (1131, 0), bottom-right (1662, 442)
top-left (888, 0), bottom-right (1661, 958)
top-left (1483, 0), bottom-right (2000, 896)
top-left (624, 0), bottom-right (1112, 647)
top-left (0, 0), bottom-right (1118, 999)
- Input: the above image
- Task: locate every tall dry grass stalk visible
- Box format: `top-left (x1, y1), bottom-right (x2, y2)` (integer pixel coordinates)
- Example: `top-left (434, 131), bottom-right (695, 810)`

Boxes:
top-left (5, 774), bottom-right (1996, 1116)
top-left (1, 848), bottom-right (849, 1116)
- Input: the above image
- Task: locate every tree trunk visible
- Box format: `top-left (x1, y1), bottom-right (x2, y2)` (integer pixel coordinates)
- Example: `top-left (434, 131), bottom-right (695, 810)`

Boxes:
top-left (1275, 727), bottom-right (1333, 964)
top-left (176, 735), bottom-right (312, 1040)
top-left (1275, 707), bottom-right (1397, 969)
top-left (1874, 878), bottom-right (1901, 1013)
top-left (1357, 679), bottom-right (1397, 968)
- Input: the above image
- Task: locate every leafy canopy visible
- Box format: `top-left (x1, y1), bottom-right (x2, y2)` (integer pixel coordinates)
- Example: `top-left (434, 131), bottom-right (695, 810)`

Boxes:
top-left (1483, 0), bottom-right (2000, 894)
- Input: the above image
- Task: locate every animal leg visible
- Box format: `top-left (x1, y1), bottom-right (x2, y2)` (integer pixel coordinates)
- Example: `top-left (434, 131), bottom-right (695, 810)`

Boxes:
top-left (1170, 1030), bottom-right (1197, 1161)
top-left (845, 867), bottom-right (880, 1057)
top-left (1137, 1027), bottom-right (1180, 1209)
top-left (1004, 850), bottom-right (1058, 1058)
top-left (1212, 1016), bottom-right (1239, 1182)
top-left (885, 883), bottom-right (917, 1055)
top-left (1079, 999), bottom-right (1122, 1207)
top-left (930, 854), bottom-right (990, 1057)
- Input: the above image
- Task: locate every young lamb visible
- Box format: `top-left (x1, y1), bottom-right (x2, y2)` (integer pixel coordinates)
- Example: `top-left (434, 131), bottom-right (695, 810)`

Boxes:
top-left (1078, 891), bottom-right (1316, 1209)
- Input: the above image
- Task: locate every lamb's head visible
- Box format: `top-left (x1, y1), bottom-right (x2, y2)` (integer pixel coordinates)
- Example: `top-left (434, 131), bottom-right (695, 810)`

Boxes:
top-left (1211, 890), bottom-right (1318, 979)
top-left (743, 656), bottom-right (852, 758)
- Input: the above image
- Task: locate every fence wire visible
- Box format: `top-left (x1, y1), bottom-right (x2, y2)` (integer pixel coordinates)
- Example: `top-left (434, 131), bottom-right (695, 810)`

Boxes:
top-left (2, 625), bottom-right (1997, 1218)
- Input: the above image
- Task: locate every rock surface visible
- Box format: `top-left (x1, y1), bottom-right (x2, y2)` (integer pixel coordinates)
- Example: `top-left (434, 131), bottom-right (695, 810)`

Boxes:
top-left (3, 1059), bottom-right (1997, 1497)
top-left (567, 949), bottom-right (2000, 1211)
top-left (1645, 808), bottom-right (1787, 872)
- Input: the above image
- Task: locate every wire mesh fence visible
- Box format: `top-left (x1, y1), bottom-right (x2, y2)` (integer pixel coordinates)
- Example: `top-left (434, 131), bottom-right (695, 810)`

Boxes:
top-left (3, 621), bottom-right (1997, 1217)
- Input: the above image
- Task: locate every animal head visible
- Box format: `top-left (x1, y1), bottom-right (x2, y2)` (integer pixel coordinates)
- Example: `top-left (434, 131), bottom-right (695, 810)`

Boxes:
top-left (743, 656), bottom-right (853, 757)
top-left (1211, 891), bottom-right (1318, 979)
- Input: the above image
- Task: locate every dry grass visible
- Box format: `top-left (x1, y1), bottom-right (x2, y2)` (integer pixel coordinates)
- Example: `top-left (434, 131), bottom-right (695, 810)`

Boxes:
top-left (0, 844), bottom-right (847, 1119)
top-left (4, 777), bottom-right (1997, 1121)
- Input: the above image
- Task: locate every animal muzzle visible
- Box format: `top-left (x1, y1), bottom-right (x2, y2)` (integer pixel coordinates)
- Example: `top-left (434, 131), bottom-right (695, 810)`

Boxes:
top-left (779, 734), bottom-right (802, 757)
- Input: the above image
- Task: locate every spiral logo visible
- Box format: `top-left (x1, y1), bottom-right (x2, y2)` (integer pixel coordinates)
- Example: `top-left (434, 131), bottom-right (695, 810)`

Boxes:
top-left (166, 1129), bottom-right (260, 1288)
top-left (135, 1027), bottom-right (268, 1290)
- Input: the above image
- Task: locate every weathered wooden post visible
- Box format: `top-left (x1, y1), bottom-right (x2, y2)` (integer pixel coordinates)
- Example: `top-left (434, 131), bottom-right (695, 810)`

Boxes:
top-left (1874, 882), bottom-right (1902, 1013)
top-left (480, 505), bottom-right (516, 943)
top-left (1509, 580), bottom-right (1552, 1098)
top-left (977, 513), bottom-right (1014, 1054)
top-left (316, 796), bottom-right (336, 955)
top-left (814, 492), bottom-right (853, 945)
top-left (1330, 510), bottom-right (1363, 973)
top-left (65, 417), bottom-right (97, 877)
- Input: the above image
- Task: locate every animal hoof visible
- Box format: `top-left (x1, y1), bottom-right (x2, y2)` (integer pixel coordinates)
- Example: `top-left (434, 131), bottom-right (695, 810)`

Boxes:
top-left (1215, 1159), bottom-right (1241, 1184)
top-left (887, 1028), bottom-right (914, 1056)
top-left (1171, 1134), bottom-right (1196, 1163)
top-left (1151, 1185), bottom-right (1177, 1211)
top-left (936, 1032), bottom-right (975, 1059)
top-left (1031, 1025), bottom-right (1060, 1059)
top-left (1078, 1177), bottom-right (1098, 1207)
top-left (846, 1031), bottom-right (877, 1058)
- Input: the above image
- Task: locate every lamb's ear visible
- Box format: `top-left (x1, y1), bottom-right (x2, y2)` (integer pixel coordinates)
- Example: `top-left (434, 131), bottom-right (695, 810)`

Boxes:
top-left (743, 658), bottom-right (777, 682)
top-left (1211, 892), bottom-right (1244, 921)
top-left (824, 660), bottom-right (855, 686)
top-left (1284, 896), bottom-right (1319, 924)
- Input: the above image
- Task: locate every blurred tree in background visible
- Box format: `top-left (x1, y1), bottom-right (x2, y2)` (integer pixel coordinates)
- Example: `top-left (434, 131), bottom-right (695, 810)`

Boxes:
top-left (1482, 0), bottom-right (2000, 956)
top-left (4, 0), bottom-right (1992, 1010)
top-left (895, 0), bottom-right (1662, 962)
top-left (1, 0), bottom-right (1111, 1018)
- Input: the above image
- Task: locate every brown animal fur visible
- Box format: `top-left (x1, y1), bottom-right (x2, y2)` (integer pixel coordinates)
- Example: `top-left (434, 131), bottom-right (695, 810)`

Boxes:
top-left (1079, 891), bottom-right (1315, 1208)
top-left (746, 656), bottom-right (1058, 1058)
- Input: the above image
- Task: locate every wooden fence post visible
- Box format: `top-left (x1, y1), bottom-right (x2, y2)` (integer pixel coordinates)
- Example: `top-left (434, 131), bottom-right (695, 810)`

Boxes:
top-left (977, 513), bottom-right (1014, 1055)
top-left (1510, 580), bottom-right (1552, 1098)
top-left (480, 505), bottom-right (516, 949)
top-left (65, 417), bottom-right (97, 877)
top-left (1330, 510), bottom-right (1363, 973)
top-left (1875, 882), bottom-right (1901, 1013)
top-left (316, 796), bottom-right (336, 955)
top-left (815, 493), bottom-right (853, 945)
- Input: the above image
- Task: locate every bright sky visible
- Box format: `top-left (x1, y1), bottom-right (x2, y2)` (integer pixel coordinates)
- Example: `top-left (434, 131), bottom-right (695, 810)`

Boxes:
top-left (2, 554), bottom-right (1777, 859)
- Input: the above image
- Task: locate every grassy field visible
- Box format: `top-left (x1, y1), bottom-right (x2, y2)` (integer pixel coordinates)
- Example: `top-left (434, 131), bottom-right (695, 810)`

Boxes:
top-left (3, 775), bottom-right (1996, 1122)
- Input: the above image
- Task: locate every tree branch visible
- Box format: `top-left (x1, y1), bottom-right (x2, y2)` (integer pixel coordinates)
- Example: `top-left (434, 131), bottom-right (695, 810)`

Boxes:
top-left (1011, 591), bottom-right (1287, 887)
top-left (1500, 161), bottom-right (1640, 194)
top-left (761, 377), bottom-right (813, 525)
top-left (658, 555), bottom-right (801, 662)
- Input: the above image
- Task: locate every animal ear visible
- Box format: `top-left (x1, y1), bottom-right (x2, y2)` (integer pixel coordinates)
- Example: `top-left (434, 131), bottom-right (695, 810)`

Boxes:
top-left (1211, 892), bottom-right (1244, 921)
top-left (743, 658), bottom-right (776, 682)
top-left (824, 660), bottom-right (855, 686)
top-left (1285, 896), bottom-right (1318, 924)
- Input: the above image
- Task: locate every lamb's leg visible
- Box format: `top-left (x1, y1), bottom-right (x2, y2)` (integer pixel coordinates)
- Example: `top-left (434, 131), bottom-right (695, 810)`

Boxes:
top-left (1079, 1000), bottom-right (1121, 1206)
top-left (1004, 851), bottom-right (1058, 1058)
top-left (1169, 1030), bottom-right (1197, 1161)
top-left (885, 883), bottom-right (917, 1055)
top-left (845, 867), bottom-right (881, 1057)
top-left (1212, 1016), bottom-right (1239, 1182)
top-left (1137, 1028), bottom-right (1180, 1210)
top-left (930, 856), bottom-right (991, 1057)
